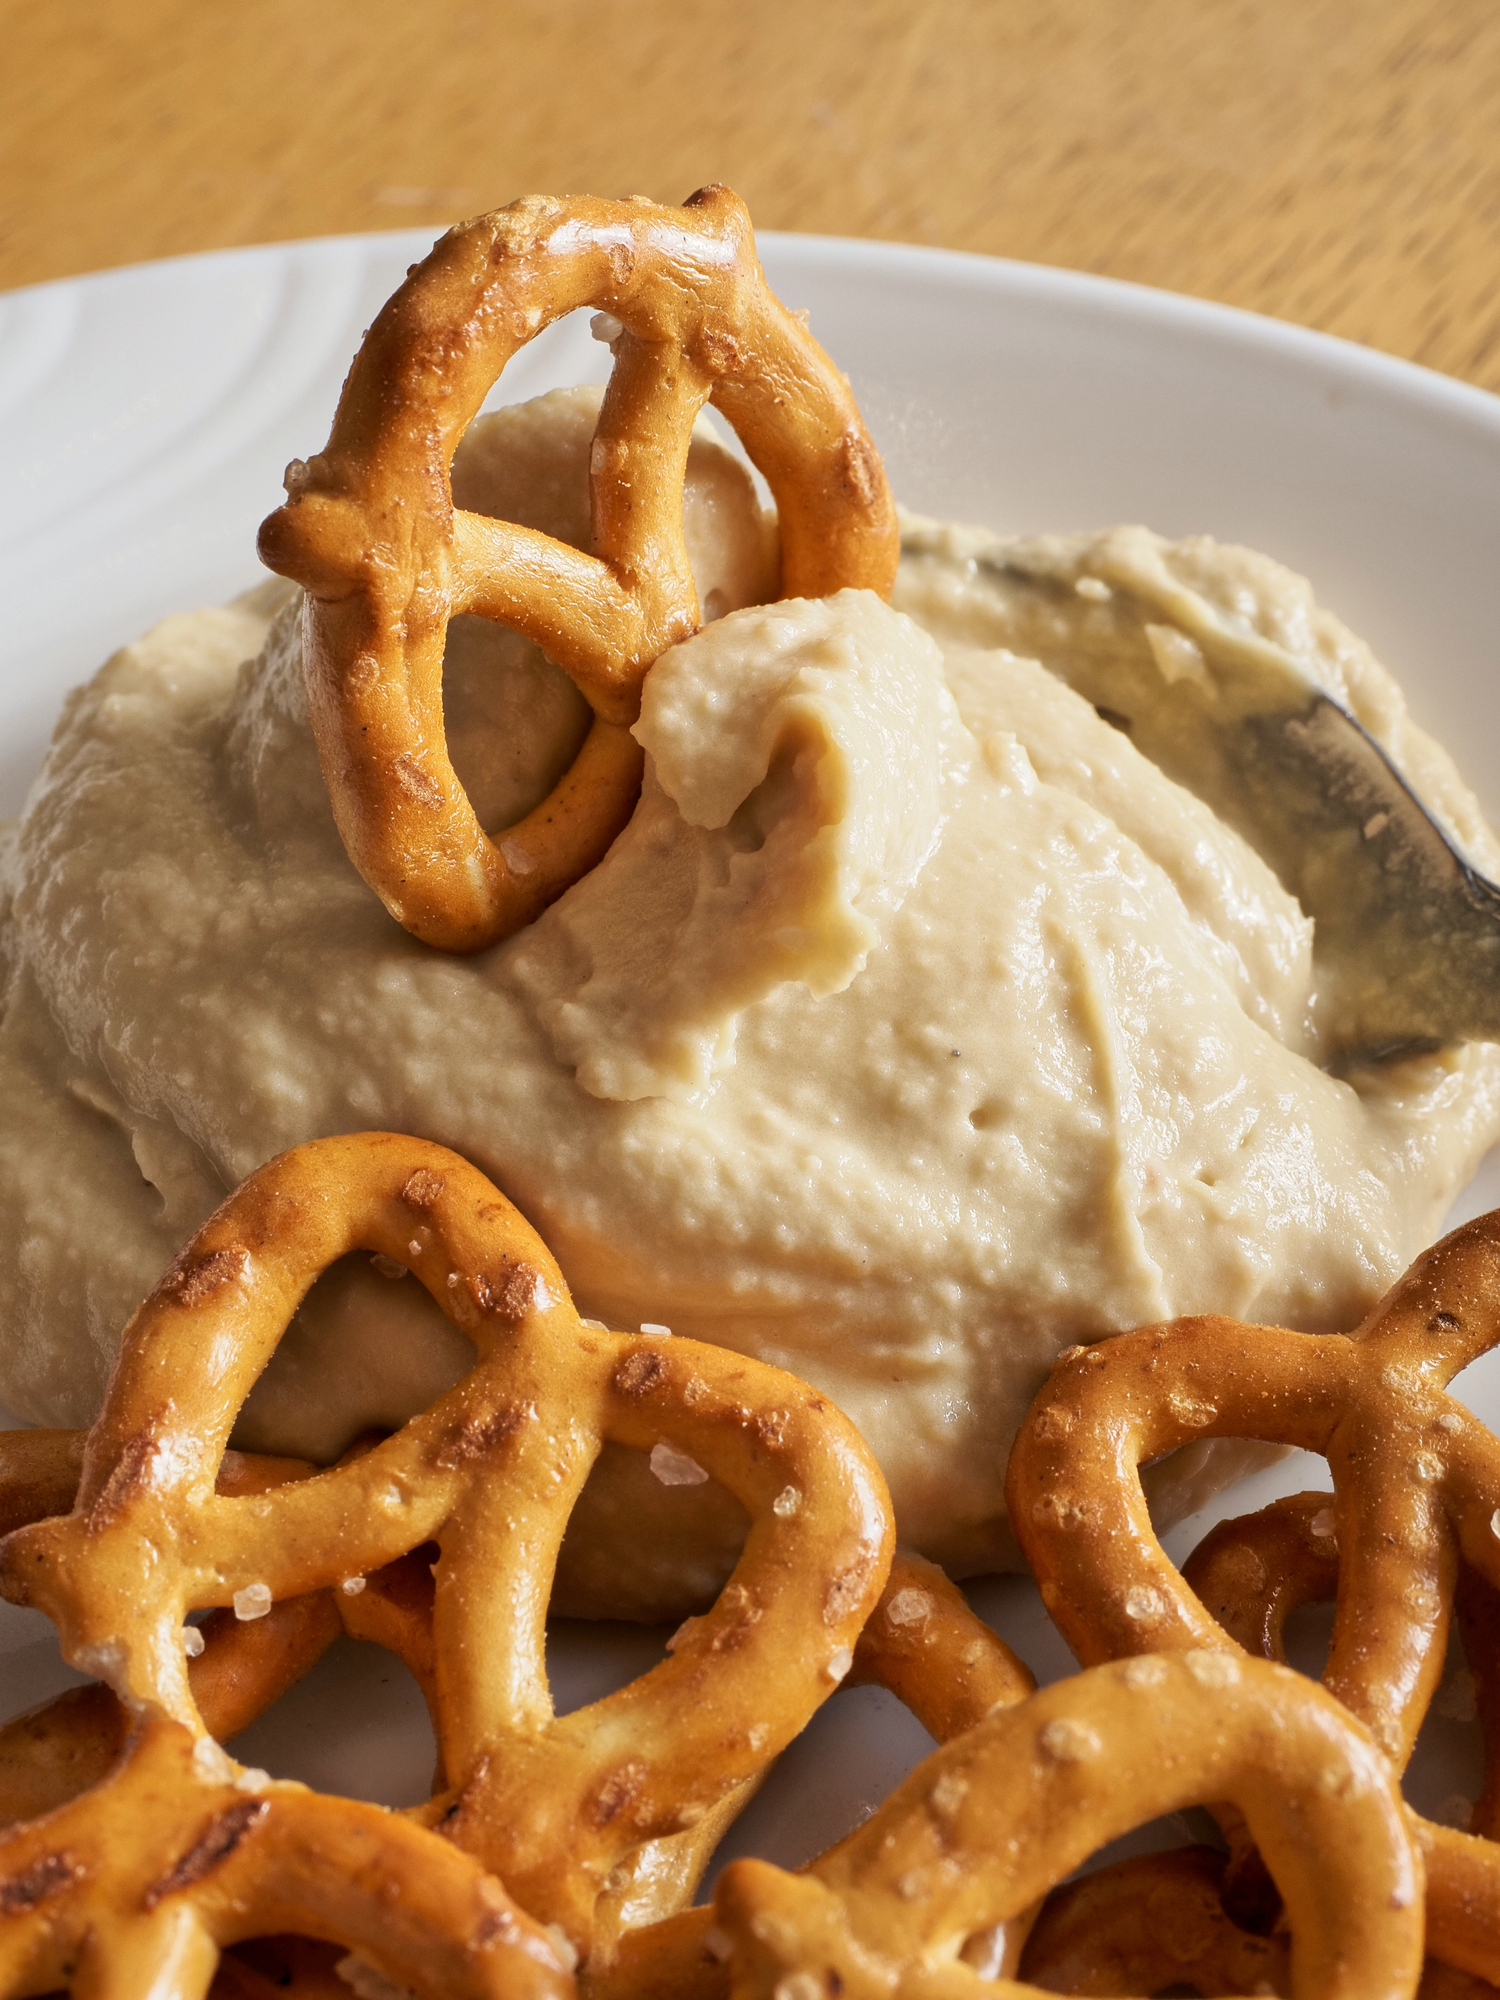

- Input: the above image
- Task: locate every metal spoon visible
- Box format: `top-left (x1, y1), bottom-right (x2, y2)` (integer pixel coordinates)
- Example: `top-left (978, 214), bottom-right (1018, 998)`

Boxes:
top-left (906, 523), bottom-right (1500, 1060)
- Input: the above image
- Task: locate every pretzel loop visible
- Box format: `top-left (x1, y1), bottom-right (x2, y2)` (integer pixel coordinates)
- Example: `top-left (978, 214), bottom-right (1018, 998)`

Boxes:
top-left (1006, 1208), bottom-right (1500, 1982)
top-left (0, 1718), bottom-right (570, 2000)
top-left (709, 1654), bottom-right (1421, 2000)
top-left (0, 1133), bottom-right (894, 1957)
top-left (257, 185), bottom-right (899, 951)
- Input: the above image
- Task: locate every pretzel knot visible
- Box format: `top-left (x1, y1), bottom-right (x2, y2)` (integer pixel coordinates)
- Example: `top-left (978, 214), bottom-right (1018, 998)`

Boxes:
top-left (0, 1132), bottom-right (894, 1973)
top-left (1007, 1208), bottom-right (1500, 1984)
top-left (709, 1653), bottom-right (1421, 2000)
top-left (257, 184), bottom-right (899, 952)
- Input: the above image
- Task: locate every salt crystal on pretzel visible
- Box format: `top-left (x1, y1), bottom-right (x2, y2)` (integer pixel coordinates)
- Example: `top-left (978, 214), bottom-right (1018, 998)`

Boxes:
top-left (0, 1131), bottom-right (893, 1974)
top-left (1007, 1207), bottom-right (1500, 1985)
top-left (257, 185), bottom-right (898, 952)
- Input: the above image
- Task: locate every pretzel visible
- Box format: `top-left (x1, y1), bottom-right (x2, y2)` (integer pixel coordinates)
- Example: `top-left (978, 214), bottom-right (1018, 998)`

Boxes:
top-left (0, 1434), bottom-right (342, 1830)
top-left (1181, 1490), bottom-right (1500, 1927)
top-left (1015, 1847), bottom-right (1289, 1997)
top-left (0, 1130), bottom-right (893, 1979)
top-left (257, 185), bottom-right (899, 952)
top-left (708, 1652), bottom-right (1421, 2000)
top-left (0, 1713), bottom-right (570, 2000)
top-left (1007, 1207), bottom-right (1500, 1982)
top-left (587, 1553), bottom-right (1037, 2000)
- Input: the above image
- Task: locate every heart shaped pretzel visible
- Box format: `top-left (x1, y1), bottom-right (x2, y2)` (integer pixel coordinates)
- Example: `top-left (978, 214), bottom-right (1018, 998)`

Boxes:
top-left (0, 1132), bottom-right (893, 1968)
top-left (709, 1652), bottom-right (1420, 2000)
top-left (1006, 1208), bottom-right (1500, 1984)
top-left (257, 185), bottom-right (898, 952)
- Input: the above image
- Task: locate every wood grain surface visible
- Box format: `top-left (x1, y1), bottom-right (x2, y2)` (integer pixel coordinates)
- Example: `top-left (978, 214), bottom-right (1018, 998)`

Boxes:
top-left (2, 0), bottom-right (1498, 393)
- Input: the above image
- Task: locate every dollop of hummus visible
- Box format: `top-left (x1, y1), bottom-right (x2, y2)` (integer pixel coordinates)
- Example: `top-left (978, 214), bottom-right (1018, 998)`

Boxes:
top-left (3, 387), bottom-right (1498, 1615)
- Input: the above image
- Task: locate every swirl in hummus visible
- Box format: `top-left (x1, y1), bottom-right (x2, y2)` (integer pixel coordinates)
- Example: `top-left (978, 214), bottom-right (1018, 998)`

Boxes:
top-left (2, 386), bottom-right (1498, 1616)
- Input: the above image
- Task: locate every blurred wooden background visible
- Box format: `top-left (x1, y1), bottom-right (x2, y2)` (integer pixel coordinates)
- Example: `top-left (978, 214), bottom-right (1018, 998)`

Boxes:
top-left (3, 0), bottom-right (1498, 391)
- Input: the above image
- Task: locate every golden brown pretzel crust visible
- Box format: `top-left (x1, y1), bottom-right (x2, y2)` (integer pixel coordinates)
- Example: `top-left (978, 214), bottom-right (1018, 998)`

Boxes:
top-left (0, 1131), bottom-right (893, 1975)
top-left (710, 1653), bottom-right (1421, 2000)
top-left (0, 1440), bottom-right (341, 1834)
top-left (1007, 1208), bottom-right (1500, 1983)
top-left (257, 184), bottom-right (899, 951)
top-left (587, 1552), bottom-right (1036, 2000)
top-left (1015, 1847), bottom-right (1289, 1997)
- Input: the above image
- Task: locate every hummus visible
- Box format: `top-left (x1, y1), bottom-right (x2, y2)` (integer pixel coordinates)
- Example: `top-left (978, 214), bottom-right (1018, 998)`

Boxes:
top-left (3, 386), bottom-right (1498, 1616)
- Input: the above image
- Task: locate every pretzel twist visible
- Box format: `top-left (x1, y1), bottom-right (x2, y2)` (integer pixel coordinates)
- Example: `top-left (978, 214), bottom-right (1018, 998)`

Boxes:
top-left (0, 1443), bottom-right (342, 1834)
top-left (709, 1652), bottom-right (1421, 2000)
top-left (0, 1715), bottom-right (577, 2000)
top-left (587, 1554), bottom-right (1036, 2000)
top-left (1006, 1207), bottom-right (1500, 1982)
top-left (257, 185), bottom-right (898, 952)
top-left (0, 1132), bottom-right (892, 1971)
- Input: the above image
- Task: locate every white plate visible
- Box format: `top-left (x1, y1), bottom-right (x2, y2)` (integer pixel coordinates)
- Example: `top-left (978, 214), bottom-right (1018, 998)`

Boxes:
top-left (3, 229), bottom-right (1500, 1883)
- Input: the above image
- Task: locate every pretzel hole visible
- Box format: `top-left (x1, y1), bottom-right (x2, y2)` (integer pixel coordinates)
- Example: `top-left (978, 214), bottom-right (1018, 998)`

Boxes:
top-left (553, 1439), bottom-right (750, 1622)
top-left (440, 386), bottom-right (777, 824)
top-left (697, 1675), bottom-right (939, 1893)
top-left (235, 1257), bottom-right (474, 1462)
top-left (222, 1622), bottom-right (437, 1812)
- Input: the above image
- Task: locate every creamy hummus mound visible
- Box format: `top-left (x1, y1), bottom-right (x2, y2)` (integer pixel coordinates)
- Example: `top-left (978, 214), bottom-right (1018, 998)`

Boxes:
top-left (3, 386), bottom-right (1499, 1616)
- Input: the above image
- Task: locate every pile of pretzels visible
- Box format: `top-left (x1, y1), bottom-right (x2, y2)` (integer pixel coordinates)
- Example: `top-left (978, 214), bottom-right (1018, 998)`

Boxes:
top-left (3, 1128), bottom-right (1498, 2000)
top-left (2, 187), bottom-right (1497, 1999)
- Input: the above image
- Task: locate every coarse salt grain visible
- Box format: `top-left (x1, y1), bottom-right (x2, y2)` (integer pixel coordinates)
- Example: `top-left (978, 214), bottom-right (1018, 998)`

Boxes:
top-left (1185, 1650), bottom-right (1240, 1688)
top-left (544, 1927), bottom-right (579, 1974)
top-left (590, 312), bottom-right (624, 345)
top-left (885, 1587), bottom-right (932, 1627)
top-left (1075, 576), bottom-right (1111, 601)
top-left (1038, 1716), bottom-right (1100, 1762)
top-left (1311, 1507), bottom-right (1337, 1542)
top-left (1122, 1657), bottom-right (1167, 1690)
top-left (499, 836), bottom-right (536, 876)
top-left (929, 1770), bottom-right (968, 1816)
top-left (650, 1441), bottom-right (709, 1486)
top-left (192, 1735), bottom-right (235, 1784)
top-left (666, 1618), bottom-right (698, 1654)
top-left (580, 1317), bottom-right (608, 1331)
top-left (233, 1582), bottom-right (273, 1622)
top-left (336, 1957), bottom-right (418, 2000)
top-left (1123, 1585), bottom-right (1164, 1622)
top-left (181, 1624), bottom-right (205, 1658)
top-left (341, 1576), bottom-right (367, 1596)
top-left (772, 1485), bottom-right (802, 1518)
top-left (640, 1322), bottom-right (672, 1336)
top-left (773, 1975), bottom-right (823, 2000)
top-left (826, 1646), bottom-right (854, 1682)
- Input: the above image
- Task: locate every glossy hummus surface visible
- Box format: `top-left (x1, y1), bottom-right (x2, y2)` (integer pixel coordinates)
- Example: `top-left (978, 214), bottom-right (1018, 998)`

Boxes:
top-left (3, 388), bottom-right (1498, 1614)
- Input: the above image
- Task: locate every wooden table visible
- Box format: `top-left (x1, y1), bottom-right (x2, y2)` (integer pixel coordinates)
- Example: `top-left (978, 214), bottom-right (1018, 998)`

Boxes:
top-left (4, 0), bottom-right (1498, 394)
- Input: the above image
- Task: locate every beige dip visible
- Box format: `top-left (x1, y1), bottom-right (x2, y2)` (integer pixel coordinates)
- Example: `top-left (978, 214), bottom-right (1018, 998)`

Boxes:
top-left (3, 388), bottom-right (1498, 1614)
